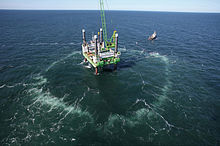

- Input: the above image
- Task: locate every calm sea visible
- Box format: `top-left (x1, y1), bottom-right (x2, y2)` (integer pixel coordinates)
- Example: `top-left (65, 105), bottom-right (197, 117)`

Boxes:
top-left (0, 10), bottom-right (220, 145)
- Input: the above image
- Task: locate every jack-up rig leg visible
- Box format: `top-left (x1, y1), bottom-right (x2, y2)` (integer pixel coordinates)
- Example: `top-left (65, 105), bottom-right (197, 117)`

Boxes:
top-left (95, 67), bottom-right (98, 75)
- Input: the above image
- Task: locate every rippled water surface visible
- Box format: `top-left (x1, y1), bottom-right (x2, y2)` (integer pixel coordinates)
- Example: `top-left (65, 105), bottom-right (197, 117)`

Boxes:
top-left (0, 10), bottom-right (220, 145)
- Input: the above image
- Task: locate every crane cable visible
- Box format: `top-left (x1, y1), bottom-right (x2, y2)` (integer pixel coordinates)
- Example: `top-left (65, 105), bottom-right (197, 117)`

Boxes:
top-left (105, 0), bottom-right (113, 25)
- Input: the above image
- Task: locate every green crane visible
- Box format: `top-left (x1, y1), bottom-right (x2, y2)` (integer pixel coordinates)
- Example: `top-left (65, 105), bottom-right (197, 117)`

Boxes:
top-left (99, 0), bottom-right (116, 50)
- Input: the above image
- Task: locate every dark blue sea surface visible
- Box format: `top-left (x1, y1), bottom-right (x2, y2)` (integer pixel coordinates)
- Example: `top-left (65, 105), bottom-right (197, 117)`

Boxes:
top-left (0, 10), bottom-right (220, 145)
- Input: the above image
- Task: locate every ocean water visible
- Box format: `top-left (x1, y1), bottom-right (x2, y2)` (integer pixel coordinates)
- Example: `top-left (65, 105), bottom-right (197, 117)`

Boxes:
top-left (0, 10), bottom-right (220, 145)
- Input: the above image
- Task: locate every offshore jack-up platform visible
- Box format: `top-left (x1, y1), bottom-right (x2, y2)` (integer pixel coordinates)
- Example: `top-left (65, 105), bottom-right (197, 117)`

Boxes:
top-left (81, 0), bottom-right (121, 75)
top-left (81, 29), bottom-right (120, 75)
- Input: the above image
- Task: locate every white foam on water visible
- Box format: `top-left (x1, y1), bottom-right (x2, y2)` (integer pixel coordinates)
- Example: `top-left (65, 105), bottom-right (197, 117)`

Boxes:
top-left (45, 51), bottom-right (81, 72)
top-left (149, 52), bottom-right (169, 64)
top-left (33, 75), bottom-right (47, 86)
top-left (6, 85), bottom-right (15, 88)
top-left (145, 52), bottom-right (171, 107)
top-left (104, 108), bottom-right (154, 134)
top-left (134, 99), bottom-right (175, 130)
top-left (103, 51), bottom-right (178, 135)
top-left (104, 97), bottom-right (183, 136)
top-left (3, 45), bottom-right (90, 145)
top-left (84, 65), bottom-right (92, 69)
top-left (79, 60), bottom-right (85, 65)
top-left (119, 47), bottom-right (127, 52)
top-left (28, 75), bottom-right (93, 121)
top-left (84, 63), bottom-right (92, 69)
top-left (138, 53), bottom-right (184, 131)
top-left (0, 83), bottom-right (28, 89)
top-left (7, 48), bottom-right (177, 143)
top-left (23, 50), bottom-right (93, 131)
top-left (69, 42), bottom-right (76, 45)
top-left (129, 49), bottom-right (144, 54)
top-left (0, 84), bottom-right (6, 88)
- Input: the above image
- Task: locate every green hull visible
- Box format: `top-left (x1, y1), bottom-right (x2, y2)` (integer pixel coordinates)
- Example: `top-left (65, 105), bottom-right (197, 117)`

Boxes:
top-left (83, 52), bottom-right (120, 68)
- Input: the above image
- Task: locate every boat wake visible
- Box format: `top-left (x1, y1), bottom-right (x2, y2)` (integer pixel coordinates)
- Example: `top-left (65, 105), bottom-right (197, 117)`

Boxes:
top-left (149, 52), bottom-right (171, 104)
top-left (28, 51), bottom-right (90, 121)
top-left (118, 47), bottom-right (127, 52)
top-left (109, 51), bottom-right (180, 134)
top-left (45, 51), bottom-right (81, 72)
top-left (2, 49), bottom-right (182, 145)
top-left (100, 51), bottom-right (182, 138)
top-left (28, 75), bottom-right (93, 122)
top-left (0, 83), bottom-right (28, 89)
top-left (2, 51), bottom-right (94, 145)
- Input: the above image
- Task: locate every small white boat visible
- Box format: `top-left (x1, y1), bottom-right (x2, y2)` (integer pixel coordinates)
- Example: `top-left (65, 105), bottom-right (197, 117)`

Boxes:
top-left (148, 31), bottom-right (157, 40)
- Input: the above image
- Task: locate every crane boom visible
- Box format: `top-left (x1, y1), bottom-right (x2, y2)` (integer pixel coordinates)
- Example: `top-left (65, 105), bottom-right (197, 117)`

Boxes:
top-left (99, 0), bottom-right (117, 49)
top-left (100, 0), bottom-right (108, 45)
